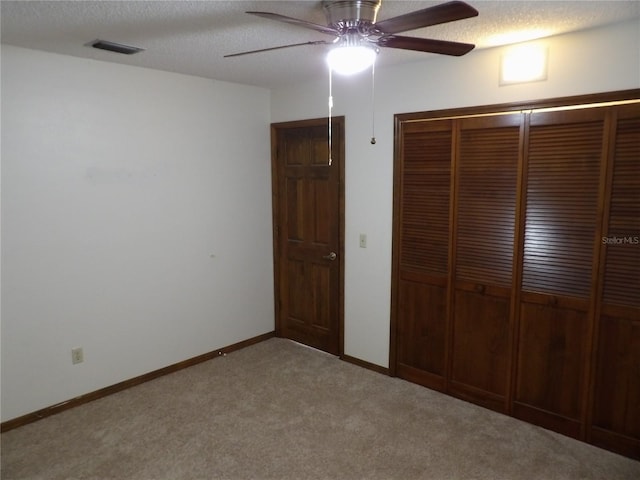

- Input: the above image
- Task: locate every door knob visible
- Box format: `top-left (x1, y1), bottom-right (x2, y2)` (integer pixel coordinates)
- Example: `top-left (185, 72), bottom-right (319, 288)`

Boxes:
top-left (323, 252), bottom-right (337, 261)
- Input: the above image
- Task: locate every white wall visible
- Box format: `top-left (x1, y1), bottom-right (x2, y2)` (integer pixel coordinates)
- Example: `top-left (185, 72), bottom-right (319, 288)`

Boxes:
top-left (271, 19), bottom-right (640, 368)
top-left (1, 46), bottom-right (274, 421)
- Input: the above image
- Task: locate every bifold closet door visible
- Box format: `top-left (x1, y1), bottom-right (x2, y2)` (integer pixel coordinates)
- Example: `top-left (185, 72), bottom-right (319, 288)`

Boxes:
top-left (395, 120), bottom-right (453, 390)
top-left (392, 93), bottom-right (640, 460)
top-left (590, 104), bottom-right (640, 457)
top-left (514, 108), bottom-right (607, 438)
top-left (449, 114), bottom-right (521, 412)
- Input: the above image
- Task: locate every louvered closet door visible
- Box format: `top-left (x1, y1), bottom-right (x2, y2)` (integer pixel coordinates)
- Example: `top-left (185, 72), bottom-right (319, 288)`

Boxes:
top-left (514, 108), bottom-right (607, 438)
top-left (591, 104), bottom-right (640, 458)
top-left (449, 114), bottom-right (521, 412)
top-left (395, 120), bottom-right (452, 390)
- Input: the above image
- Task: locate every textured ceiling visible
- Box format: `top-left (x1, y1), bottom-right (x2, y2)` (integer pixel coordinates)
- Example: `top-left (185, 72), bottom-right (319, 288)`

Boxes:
top-left (2, 1), bottom-right (639, 89)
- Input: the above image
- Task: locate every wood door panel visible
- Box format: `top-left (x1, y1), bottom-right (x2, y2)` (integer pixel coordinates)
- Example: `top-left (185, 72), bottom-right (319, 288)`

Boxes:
top-left (310, 262), bottom-right (331, 330)
top-left (522, 116), bottom-right (604, 298)
top-left (515, 108), bottom-right (604, 436)
top-left (310, 177), bottom-right (331, 246)
top-left (516, 302), bottom-right (587, 421)
top-left (286, 177), bottom-right (304, 241)
top-left (449, 116), bottom-right (519, 411)
top-left (592, 315), bottom-right (640, 438)
top-left (273, 118), bottom-right (343, 356)
top-left (397, 278), bottom-right (447, 379)
top-left (451, 289), bottom-right (510, 399)
top-left (603, 245), bottom-right (640, 307)
top-left (283, 129), bottom-right (307, 166)
top-left (286, 259), bottom-right (306, 323)
top-left (399, 127), bottom-right (452, 275)
top-left (395, 122), bottom-right (452, 389)
top-left (400, 174), bottom-right (450, 273)
top-left (311, 131), bottom-right (330, 165)
top-left (589, 107), bottom-right (640, 458)
top-left (602, 114), bottom-right (640, 307)
top-left (455, 122), bottom-right (519, 287)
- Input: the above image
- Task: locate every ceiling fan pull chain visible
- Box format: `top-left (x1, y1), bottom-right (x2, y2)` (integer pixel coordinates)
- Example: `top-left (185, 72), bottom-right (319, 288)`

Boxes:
top-left (328, 67), bottom-right (333, 166)
top-left (370, 60), bottom-right (376, 145)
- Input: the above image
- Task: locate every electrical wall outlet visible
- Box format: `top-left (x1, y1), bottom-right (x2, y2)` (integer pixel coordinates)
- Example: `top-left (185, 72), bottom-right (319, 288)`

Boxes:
top-left (71, 347), bottom-right (84, 365)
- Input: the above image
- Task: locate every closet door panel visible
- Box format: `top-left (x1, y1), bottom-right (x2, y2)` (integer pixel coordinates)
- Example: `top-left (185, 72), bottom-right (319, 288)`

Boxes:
top-left (399, 123), bottom-right (452, 275)
top-left (515, 299), bottom-right (588, 438)
top-left (454, 117), bottom-right (520, 286)
top-left (592, 312), bottom-right (640, 436)
top-left (450, 115), bottom-right (520, 411)
top-left (450, 287), bottom-right (510, 411)
top-left (395, 121), bottom-right (452, 390)
top-left (516, 108), bottom-right (606, 437)
top-left (591, 106), bottom-right (640, 459)
top-left (521, 111), bottom-right (604, 297)
top-left (396, 274), bottom-right (447, 389)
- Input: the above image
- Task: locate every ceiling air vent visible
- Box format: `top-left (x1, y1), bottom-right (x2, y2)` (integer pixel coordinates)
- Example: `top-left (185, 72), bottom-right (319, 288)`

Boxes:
top-left (86, 39), bottom-right (144, 55)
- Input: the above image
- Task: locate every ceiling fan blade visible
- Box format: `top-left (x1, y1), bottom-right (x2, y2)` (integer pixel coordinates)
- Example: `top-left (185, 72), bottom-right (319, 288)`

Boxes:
top-left (374, 1), bottom-right (478, 34)
top-left (377, 35), bottom-right (475, 56)
top-left (246, 11), bottom-right (340, 36)
top-left (224, 40), bottom-right (331, 58)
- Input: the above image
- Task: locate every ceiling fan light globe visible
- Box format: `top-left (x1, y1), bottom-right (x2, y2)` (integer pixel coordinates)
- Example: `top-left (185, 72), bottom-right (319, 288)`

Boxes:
top-left (327, 45), bottom-right (377, 75)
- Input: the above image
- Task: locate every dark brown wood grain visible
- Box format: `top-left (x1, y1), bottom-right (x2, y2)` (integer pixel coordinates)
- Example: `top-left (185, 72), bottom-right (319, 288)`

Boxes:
top-left (271, 118), bottom-right (345, 356)
top-left (514, 107), bottom-right (607, 436)
top-left (390, 89), bottom-right (640, 460)
top-left (400, 123), bottom-right (453, 275)
top-left (394, 121), bottom-right (453, 388)
top-left (588, 104), bottom-right (640, 458)
top-left (397, 278), bottom-right (448, 378)
top-left (514, 302), bottom-right (588, 427)
top-left (447, 115), bottom-right (521, 412)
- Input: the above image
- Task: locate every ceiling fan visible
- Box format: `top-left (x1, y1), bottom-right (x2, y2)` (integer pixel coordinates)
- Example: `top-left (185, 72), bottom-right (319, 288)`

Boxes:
top-left (225, 0), bottom-right (479, 73)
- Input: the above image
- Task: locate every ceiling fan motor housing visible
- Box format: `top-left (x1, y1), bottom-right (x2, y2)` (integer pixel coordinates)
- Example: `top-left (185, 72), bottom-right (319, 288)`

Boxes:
top-left (322, 0), bottom-right (382, 31)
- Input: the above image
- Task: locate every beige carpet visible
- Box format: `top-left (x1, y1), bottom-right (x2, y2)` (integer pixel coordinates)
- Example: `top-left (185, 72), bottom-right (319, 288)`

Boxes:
top-left (2, 338), bottom-right (639, 479)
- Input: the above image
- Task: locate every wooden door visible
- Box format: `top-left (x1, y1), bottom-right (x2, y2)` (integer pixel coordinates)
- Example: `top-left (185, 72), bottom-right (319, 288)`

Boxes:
top-left (514, 108), bottom-right (607, 438)
top-left (449, 114), bottom-right (521, 413)
top-left (394, 120), bottom-right (453, 391)
top-left (590, 104), bottom-right (640, 458)
top-left (271, 117), bottom-right (344, 356)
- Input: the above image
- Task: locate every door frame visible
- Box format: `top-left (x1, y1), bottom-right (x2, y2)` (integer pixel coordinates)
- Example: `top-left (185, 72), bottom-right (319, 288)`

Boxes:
top-left (270, 116), bottom-right (346, 357)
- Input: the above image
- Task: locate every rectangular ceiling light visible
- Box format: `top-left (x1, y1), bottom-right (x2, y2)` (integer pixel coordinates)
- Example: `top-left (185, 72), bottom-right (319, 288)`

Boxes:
top-left (86, 39), bottom-right (145, 55)
top-left (500, 44), bottom-right (548, 86)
